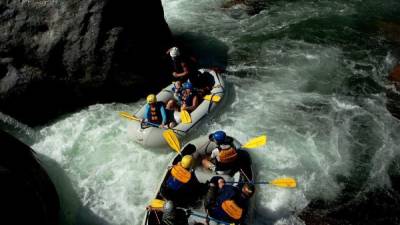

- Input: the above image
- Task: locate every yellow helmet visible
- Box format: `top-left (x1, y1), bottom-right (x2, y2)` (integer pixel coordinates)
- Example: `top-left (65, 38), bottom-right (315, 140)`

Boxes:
top-left (181, 155), bottom-right (193, 169)
top-left (146, 94), bottom-right (157, 104)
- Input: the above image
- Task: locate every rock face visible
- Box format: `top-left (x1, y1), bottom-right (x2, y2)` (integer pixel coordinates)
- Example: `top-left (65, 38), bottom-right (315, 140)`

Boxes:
top-left (0, 0), bottom-right (172, 126)
top-left (0, 129), bottom-right (59, 225)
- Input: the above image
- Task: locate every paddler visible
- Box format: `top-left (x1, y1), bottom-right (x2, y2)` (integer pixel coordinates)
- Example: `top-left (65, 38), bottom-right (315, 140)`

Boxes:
top-left (160, 155), bottom-right (204, 206)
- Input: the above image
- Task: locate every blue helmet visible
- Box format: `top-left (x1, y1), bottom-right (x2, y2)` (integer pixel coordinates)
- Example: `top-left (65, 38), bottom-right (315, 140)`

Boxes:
top-left (182, 82), bottom-right (193, 90)
top-left (212, 131), bottom-right (226, 143)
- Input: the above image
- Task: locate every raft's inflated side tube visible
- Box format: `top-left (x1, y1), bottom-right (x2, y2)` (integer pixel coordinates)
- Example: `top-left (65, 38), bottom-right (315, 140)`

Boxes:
top-left (128, 69), bottom-right (225, 148)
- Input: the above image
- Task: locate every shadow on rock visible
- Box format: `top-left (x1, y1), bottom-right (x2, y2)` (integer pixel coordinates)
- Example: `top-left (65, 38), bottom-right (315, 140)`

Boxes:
top-left (0, 129), bottom-right (59, 225)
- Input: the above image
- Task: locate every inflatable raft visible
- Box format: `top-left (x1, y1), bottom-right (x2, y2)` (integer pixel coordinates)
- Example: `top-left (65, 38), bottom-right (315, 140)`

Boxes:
top-left (142, 136), bottom-right (255, 225)
top-left (127, 69), bottom-right (225, 148)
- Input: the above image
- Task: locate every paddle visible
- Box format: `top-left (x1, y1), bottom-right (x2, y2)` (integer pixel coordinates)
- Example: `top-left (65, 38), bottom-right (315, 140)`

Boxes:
top-left (148, 199), bottom-right (233, 225)
top-left (119, 111), bottom-right (160, 127)
top-left (241, 135), bottom-right (267, 149)
top-left (162, 130), bottom-right (181, 153)
top-left (180, 109), bottom-right (192, 124)
top-left (119, 111), bottom-right (184, 132)
top-left (226, 177), bottom-right (297, 188)
top-left (183, 210), bottom-right (234, 225)
top-left (163, 131), bottom-right (267, 155)
top-left (149, 199), bottom-right (165, 209)
top-left (204, 95), bottom-right (221, 102)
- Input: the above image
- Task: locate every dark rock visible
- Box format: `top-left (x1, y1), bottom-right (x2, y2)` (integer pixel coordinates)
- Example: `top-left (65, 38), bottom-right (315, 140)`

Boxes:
top-left (389, 64), bottom-right (400, 83)
top-left (0, 129), bottom-right (59, 225)
top-left (377, 21), bottom-right (400, 44)
top-left (0, 0), bottom-right (173, 126)
top-left (379, 21), bottom-right (400, 119)
top-left (386, 64), bottom-right (400, 119)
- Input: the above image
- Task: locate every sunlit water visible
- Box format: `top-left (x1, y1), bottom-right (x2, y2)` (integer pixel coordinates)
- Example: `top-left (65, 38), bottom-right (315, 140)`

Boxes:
top-left (2, 0), bottom-right (400, 224)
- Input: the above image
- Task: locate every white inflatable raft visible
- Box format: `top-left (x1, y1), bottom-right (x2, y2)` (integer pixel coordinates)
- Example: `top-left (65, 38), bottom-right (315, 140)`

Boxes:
top-left (128, 69), bottom-right (225, 148)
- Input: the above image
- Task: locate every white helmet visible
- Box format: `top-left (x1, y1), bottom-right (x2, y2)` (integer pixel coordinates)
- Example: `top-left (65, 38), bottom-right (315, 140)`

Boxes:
top-left (163, 200), bottom-right (174, 213)
top-left (169, 47), bottom-right (180, 58)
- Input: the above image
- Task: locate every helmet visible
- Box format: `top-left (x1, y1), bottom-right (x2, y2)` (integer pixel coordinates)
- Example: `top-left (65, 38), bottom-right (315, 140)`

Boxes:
top-left (163, 200), bottom-right (174, 214)
top-left (146, 94), bottom-right (157, 104)
top-left (169, 47), bottom-right (180, 58)
top-left (212, 131), bottom-right (226, 143)
top-left (181, 155), bottom-right (193, 169)
top-left (182, 82), bottom-right (193, 90)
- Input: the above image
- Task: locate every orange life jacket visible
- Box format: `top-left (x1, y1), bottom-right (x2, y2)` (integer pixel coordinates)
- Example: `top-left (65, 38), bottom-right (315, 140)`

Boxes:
top-left (171, 164), bottom-right (192, 183)
top-left (221, 200), bottom-right (243, 220)
top-left (218, 146), bottom-right (238, 163)
top-left (150, 104), bottom-right (160, 123)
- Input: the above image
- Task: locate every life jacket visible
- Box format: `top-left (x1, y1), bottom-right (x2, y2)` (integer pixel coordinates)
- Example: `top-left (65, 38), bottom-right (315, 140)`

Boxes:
top-left (218, 146), bottom-right (238, 164)
top-left (210, 186), bottom-right (243, 222)
top-left (149, 103), bottom-right (162, 123)
top-left (166, 164), bottom-right (192, 191)
top-left (180, 92), bottom-right (194, 107)
top-left (221, 200), bottom-right (243, 220)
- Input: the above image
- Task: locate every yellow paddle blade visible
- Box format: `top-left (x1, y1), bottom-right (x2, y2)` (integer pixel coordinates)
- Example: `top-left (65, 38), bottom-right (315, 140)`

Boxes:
top-left (119, 111), bottom-right (140, 122)
top-left (270, 177), bottom-right (297, 188)
top-left (150, 199), bottom-right (165, 208)
top-left (163, 130), bottom-right (181, 153)
top-left (181, 109), bottom-right (192, 124)
top-left (241, 135), bottom-right (267, 149)
top-left (204, 95), bottom-right (221, 102)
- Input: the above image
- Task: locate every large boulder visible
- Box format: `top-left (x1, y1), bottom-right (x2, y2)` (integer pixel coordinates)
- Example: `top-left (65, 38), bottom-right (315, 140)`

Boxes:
top-left (0, 129), bottom-right (59, 225)
top-left (0, 0), bottom-right (172, 125)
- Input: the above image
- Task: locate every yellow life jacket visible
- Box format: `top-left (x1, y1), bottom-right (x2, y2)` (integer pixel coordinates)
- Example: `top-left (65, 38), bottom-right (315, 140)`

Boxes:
top-left (218, 147), bottom-right (238, 163)
top-left (171, 164), bottom-right (191, 183)
top-left (150, 105), bottom-right (160, 123)
top-left (221, 200), bottom-right (243, 220)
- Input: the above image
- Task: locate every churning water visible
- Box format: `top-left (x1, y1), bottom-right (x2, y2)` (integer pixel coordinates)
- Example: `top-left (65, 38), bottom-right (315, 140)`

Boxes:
top-left (3, 0), bottom-right (400, 224)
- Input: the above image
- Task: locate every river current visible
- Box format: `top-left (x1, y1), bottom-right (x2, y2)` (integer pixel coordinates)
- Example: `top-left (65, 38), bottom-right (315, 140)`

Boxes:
top-left (2, 0), bottom-right (400, 224)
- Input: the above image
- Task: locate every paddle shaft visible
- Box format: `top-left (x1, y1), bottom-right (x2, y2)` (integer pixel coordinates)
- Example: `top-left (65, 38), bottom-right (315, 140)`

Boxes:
top-left (144, 121), bottom-right (186, 133)
top-left (177, 209), bottom-right (232, 225)
top-left (120, 112), bottom-right (185, 133)
top-left (225, 181), bottom-right (270, 184)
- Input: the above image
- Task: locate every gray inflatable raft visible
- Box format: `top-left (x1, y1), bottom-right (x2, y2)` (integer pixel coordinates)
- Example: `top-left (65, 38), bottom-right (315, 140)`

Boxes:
top-left (128, 69), bottom-right (225, 148)
top-left (142, 135), bottom-right (255, 225)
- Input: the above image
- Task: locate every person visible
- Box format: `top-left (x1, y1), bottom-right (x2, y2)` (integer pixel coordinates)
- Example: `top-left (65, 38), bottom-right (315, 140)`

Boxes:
top-left (167, 46), bottom-right (215, 98)
top-left (167, 47), bottom-right (196, 90)
top-left (143, 94), bottom-right (168, 128)
top-left (179, 82), bottom-right (199, 113)
top-left (166, 82), bottom-right (200, 121)
top-left (202, 131), bottom-right (240, 175)
top-left (161, 155), bottom-right (203, 206)
top-left (209, 131), bottom-right (234, 148)
top-left (205, 177), bottom-right (255, 225)
top-left (146, 200), bottom-right (189, 225)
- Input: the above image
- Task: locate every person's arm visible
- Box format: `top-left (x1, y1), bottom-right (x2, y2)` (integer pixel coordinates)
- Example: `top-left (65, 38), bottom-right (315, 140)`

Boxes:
top-left (184, 95), bottom-right (199, 112)
top-left (143, 104), bottom-right (150, 121)
top-left (159, 104), bottom-right (167, 126)
top-left (173, 62), bottom-right (190, 78)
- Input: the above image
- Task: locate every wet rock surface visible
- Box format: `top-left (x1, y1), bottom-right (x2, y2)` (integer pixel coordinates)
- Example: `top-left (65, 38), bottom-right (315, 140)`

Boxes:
top-left (0, 0), bottom-right (172, 126)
